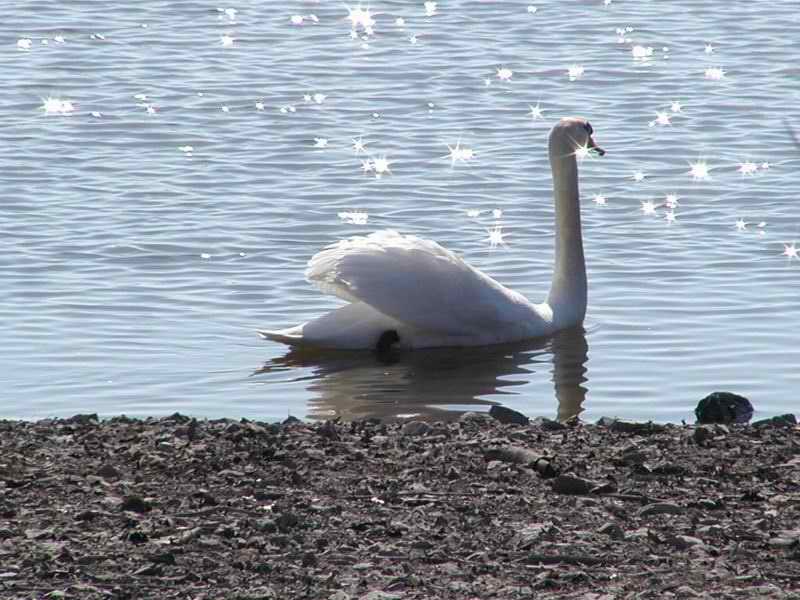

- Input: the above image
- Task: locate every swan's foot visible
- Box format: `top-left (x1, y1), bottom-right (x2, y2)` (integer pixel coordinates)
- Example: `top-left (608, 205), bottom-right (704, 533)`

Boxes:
top-left (375, 329), bottom-right (400, 353)
top-left (375, 329), bottom-right (400, 363)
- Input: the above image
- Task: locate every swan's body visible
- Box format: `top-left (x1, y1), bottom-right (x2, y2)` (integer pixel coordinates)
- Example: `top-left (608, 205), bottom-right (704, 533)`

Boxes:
top-left (259, 117), bottom-right (603, 350)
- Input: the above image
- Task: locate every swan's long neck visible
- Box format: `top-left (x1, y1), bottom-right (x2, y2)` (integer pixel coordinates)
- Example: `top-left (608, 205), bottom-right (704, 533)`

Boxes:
top-left (545, 138), bottom-right (587, 327)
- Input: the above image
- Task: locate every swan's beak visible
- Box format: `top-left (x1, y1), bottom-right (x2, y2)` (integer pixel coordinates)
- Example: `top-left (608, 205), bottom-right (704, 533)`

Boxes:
top-left (587, 135), bottom-right (605, 156)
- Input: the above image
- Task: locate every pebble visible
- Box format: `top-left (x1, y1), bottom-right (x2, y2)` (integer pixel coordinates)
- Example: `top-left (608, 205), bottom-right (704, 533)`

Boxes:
top-left (532, 416), bottom-right (567, 431)
top-left (637, 502), bottom-right (685, 518)
top-left (598, 522), bottom-right (625, 540)
top-left (401, 420), bottom-right (432, 436)
top-left (358, 592), bottom-right (404, 600)
top-left (96, 463), bottom-right (121, 480)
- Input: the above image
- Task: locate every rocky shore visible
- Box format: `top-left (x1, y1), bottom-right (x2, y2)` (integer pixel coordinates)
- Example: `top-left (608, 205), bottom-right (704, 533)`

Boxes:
top-left (1, 412), bottom-right (798, 599)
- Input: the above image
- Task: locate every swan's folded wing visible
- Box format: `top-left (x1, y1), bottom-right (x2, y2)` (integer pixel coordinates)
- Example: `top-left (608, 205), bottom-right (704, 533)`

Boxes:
top-left (305, 230), bottom-right (532, 336)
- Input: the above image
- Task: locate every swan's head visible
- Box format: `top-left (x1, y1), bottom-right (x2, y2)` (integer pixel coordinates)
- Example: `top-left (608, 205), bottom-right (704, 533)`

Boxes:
top-left (550, 117), bottom-right (605, 158)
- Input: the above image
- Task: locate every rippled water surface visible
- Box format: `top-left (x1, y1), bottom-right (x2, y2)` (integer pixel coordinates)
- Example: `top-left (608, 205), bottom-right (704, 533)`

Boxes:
top-left (2, 1), bottom-right (799, 422)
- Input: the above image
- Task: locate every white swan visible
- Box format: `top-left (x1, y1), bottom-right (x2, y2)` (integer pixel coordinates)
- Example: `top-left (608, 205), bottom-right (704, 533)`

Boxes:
top-left (259, 117), bottom-right (604, 350)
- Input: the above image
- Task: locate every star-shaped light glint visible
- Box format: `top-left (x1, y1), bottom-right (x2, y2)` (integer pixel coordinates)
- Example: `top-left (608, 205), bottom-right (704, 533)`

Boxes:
top-left (735, 219), bottom-right (747, 231)
top-left (783, 242), bottom-right (798, 259)
top-left (670, 100), bottom-right (682, 113)
top-left (704, 43), bottom-right (714, 54)
top-left (704, 67), bottom-right (725, 80)
top-left (486, 225), bottom-right (508, 250)
top-left (738, 161), bottom-right (758, 176)
top-left (665, 210), bottom-right (677, 224)
top-left (664, 193), bottom-right (680, 209)
top-left (445, 140), bottom-right (475, 167)
top-left (593, 194), bottom-right (607, 205)
top-left (641, 200), bottom-right (657, 215)
top-left (346, 5), bottom-right (376, 34)
top-left (528, 103), bottom-right (544, 120)
top-left (424, 1), bottom-right (438, 16)
top-left (632, 170), bottom-right (646, 182)
top-left (496, 67), bottom-right (513, 82)
top-left (688, 160), bottom-right (710, 181)
top-left (361, 159), bottom-right (374, 173)
top-left (574, 143), bottom-right (592, 161)
top-left (352, 137), bottom-right (368, 154)
top-left (372, 156), bottom-right (392, 178)
top-left (655, 111), bottom-right (671, 126)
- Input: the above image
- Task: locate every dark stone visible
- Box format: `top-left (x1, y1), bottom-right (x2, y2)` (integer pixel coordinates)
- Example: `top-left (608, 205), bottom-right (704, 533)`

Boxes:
top-left (127, 531), bottom-right (149, 544)
top-left (276, 512), bottom-right (299, 532)
top-left (598, 523), bottom-right (625, 540)
top-left (64, 413), bottom-right (99, 426)
top-left (401, 421), bottom-right (432, 436)
top-left (752, 414), bottom-right (797, 428)
top-left (551, 474), bottom-right (594, 495)
top-left (148, 552), bottom-right (176, 565)
top-left (97, 464), bottom-right (121, 480)
top-left (532, 416), bottom-right (567, 431)
top-left (120, 496), bottom-right (152, 513)
top-left (695, 392), bottom-right (754, 424)
top-left (489, 405), bottom-right (529, 426)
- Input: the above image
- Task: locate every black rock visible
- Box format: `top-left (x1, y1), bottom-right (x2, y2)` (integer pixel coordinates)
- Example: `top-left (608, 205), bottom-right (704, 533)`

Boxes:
top-left (695, 392), bottom-right (754, 424)
top-left (120, 495), bottom-right (152, 513)
top-left (751, 414), bottom-right (797, 428)
top-left (489, 405), bottom-right (529, 426)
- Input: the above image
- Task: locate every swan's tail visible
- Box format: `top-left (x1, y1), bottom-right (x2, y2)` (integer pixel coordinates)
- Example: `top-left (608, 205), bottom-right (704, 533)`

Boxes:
top-left (257, 327), bottom-right (305, 346)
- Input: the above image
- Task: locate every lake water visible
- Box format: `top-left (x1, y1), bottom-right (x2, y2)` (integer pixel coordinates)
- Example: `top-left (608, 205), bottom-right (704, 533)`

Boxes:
top-left (2, 0), bottom-right (799, 423)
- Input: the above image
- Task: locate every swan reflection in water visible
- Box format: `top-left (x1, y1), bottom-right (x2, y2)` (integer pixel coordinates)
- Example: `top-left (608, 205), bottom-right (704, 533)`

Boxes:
top-left (253, 327), bottom-right (589, 422)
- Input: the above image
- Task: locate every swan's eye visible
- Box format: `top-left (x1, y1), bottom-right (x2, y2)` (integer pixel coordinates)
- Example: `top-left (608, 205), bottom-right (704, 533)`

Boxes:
top-left (583, 122), bottom-right (593, 135)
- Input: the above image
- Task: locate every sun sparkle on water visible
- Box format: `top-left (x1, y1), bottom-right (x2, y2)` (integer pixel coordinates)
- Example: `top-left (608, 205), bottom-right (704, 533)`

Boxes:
top-left (688, 160), bottom-right (711, 180)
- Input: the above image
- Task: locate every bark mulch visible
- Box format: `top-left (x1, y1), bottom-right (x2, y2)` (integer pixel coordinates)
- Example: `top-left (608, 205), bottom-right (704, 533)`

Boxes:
top-left (1, 412), bottom-right (798, 599)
